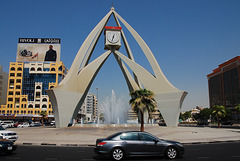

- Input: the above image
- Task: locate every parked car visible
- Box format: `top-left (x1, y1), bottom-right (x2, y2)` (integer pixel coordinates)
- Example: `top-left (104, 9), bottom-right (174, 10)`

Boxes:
top-left (0, 136), bottom-right (17, 154)
top-left (50, 121), bottom-right (55, 126)
top-left (30, 122), bottom-right (41, 127)
top-left (95, 131), bottom-right (184, 160)
top-left (0, 126), bottom-right (18, 142)
top-left (17, 122), bottom-right (30, 128)
top-left (0, 121), bottom-right (14, 128)
top-left (0, 123), bottom-right (9, 129)
top-left (14, 122), bottom-right (22, 128)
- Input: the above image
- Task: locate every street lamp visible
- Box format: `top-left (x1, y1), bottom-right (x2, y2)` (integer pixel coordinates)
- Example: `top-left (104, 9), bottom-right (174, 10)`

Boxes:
top-left (96, 88), bottom-right (99, 124)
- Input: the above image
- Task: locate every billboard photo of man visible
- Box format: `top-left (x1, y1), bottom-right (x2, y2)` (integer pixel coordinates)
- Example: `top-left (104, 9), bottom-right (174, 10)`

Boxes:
top-left (17, 38), bottom-right (61, 62)
top-left (44, 45), bottom-right (57, 61)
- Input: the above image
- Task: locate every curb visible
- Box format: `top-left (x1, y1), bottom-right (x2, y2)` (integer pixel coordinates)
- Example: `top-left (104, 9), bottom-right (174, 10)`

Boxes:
top-left (17, 140), bottom-right (240, 147)
top-left (19, 143), bottom-right (95, 147)
top-left (183, 140), bottom-right (240, 145)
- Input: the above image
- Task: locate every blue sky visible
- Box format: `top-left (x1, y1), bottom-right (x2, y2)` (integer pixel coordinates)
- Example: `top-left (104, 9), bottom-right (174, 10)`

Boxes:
top-left (0, 0), bottom-right (240, 111)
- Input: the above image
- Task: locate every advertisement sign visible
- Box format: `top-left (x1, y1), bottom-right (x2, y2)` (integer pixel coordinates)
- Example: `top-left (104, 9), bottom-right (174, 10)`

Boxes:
top-left (17, 38), bottom-right (61, 62)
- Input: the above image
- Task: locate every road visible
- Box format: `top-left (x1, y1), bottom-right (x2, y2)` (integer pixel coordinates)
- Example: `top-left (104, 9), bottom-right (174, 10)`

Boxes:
top-left (0, 142), bottom-right (240, 161)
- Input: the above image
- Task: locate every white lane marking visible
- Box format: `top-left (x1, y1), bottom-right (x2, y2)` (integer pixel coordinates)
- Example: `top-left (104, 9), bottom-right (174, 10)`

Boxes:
top-left (197, 157), bottom-right (210, 159)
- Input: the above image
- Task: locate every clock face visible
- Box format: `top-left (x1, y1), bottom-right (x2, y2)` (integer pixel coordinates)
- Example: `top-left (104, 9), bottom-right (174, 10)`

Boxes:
top-left (107, 31), bottom-right (119, 44)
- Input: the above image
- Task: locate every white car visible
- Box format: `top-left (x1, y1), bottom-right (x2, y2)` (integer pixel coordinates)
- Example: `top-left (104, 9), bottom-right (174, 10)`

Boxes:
top-left (0, 126), bottom-right (18, 142)
top-left (17, 122), bottom-right (30, 128)
top-left (0, 123), bottom-right (9, 129)
top-left (1, 120), bottom-right (14, 128)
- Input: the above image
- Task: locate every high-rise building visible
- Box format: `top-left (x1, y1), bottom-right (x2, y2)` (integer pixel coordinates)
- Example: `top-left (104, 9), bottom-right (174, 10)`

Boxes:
top-left (0, 65), bottom-right (8, 105)
top-left (78, 93), bottom-right (98, 123)
top-left (207, 56), bottom-right (240, 110)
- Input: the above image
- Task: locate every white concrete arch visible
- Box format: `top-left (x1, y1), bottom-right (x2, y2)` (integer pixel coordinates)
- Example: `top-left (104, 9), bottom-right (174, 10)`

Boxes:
top-left (47, 7), bottom-right (187, 127)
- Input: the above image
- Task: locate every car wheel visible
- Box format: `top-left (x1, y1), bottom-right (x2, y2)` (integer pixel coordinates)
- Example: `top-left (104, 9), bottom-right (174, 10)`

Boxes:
top-left (166, 146), bottom-right (178, 159)
top-left (111, 148), bottom-right (125, 161)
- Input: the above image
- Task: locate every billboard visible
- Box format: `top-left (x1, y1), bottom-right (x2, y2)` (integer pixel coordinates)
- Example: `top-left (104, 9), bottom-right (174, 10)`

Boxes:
top-left (17, 38), bottom-right (61, 62)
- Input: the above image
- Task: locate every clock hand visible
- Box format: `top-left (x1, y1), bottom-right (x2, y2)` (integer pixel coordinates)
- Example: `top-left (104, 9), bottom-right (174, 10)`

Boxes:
top-left (112, 35), bottom-right (115, 41)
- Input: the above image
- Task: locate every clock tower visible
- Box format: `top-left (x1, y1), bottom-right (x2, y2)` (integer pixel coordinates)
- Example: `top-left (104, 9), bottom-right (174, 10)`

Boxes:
top-left (104, 26), bottom-right (121, 50)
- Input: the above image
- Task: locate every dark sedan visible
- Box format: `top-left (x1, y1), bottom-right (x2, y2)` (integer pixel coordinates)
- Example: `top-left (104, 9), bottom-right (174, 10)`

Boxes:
top-left (0, 137), bottom-right (17, 154)
top-left (94, 131), bottom-right (184, 160)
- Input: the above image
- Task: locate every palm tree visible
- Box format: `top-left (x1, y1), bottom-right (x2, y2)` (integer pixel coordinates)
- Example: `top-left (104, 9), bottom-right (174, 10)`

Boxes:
top-left (129, 89), bottom-right (157, 131)
top-left (235, 104), bottom-right (240, 114)
top-left (212, 105), bottom-right (226, 128)
top-left (40, 111), bottom-right (47, 126)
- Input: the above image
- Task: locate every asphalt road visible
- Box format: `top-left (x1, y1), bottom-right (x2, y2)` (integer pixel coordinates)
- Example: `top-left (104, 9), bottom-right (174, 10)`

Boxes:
top-left (0, 142), bottom-right (240, 161)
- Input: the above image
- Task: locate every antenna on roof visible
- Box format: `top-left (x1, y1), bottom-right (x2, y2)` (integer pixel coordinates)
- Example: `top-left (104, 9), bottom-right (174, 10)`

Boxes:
top-left (111, 1), bottom-right (115, 11)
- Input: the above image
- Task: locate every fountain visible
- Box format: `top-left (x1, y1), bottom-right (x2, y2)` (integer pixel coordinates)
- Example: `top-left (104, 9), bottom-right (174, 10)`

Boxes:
top-left (99, 90), bottom-right (130, 124)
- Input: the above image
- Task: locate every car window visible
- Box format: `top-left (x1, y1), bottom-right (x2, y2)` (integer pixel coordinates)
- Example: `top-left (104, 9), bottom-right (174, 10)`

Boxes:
top-left (139, 133), bottom-right (157, 141)
top-left (120, 133), bottom-right (139, 141)
top-left (106, 132), bottom-right (122, 140)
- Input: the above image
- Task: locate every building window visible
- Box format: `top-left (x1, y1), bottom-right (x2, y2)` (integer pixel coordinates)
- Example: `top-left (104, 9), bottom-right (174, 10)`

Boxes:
top-left (15, 98), bottom-right (20, 103)
top-left (42, 98), bottom-right (47, 102)
top-left (10, 73), bottom-right (15, 77)
top-left (37, 67), bottom-right (42, 71)
top-left (17, 73), bottom-right (22, 77)
top-left (17, 67), bottom-right (22, 71)
top-left (30, 67), bottom-right (35, 71)
top-left (51, 68), bottom-right (56, 71)
top-left (16, 85), bottom-right (21, 89)
top-left (22, 98), bottom-right (27, 102)
top-left (16, 79), bottom-right (21, 83)
top-left (36, 86), bottom-right (41, 90)
top-left (28, 104), bottom-right (33, 108)
top-left (10, 67), bottom-right (15, 71)
top-left (8, 98), bottom-right (13, 102)
top-left (36, 92), bottom-right (41, 99)
top-left (58, 66), bottom-right (62, 71)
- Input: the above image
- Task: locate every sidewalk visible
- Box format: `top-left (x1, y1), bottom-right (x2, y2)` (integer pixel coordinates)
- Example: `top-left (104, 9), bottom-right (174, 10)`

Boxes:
top-left (12, 125), bottom-right (240, 147)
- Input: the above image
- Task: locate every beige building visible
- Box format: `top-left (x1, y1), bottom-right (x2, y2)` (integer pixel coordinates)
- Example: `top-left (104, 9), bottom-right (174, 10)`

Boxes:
top-left (0, 65), bottom-right (8, 105)
top-left (0, 61), bottom-right (66, 117)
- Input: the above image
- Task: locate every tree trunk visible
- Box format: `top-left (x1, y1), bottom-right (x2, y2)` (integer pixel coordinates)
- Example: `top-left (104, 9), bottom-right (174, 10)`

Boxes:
top-left (140, 111), bottom-right (144, 132)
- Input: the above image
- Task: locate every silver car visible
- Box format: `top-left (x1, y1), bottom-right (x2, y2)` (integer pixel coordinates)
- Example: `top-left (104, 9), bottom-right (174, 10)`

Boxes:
top-left (95, 131), bottom-right (184, 160)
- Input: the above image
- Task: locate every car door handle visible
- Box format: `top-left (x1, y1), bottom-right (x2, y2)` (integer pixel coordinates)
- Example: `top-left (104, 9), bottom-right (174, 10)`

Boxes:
top-left (122, 141), bottom-right (127, 144)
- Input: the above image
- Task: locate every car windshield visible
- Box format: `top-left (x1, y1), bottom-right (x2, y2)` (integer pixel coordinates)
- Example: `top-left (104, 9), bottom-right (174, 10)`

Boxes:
top-left (0, 126), bottom-right (5, 130)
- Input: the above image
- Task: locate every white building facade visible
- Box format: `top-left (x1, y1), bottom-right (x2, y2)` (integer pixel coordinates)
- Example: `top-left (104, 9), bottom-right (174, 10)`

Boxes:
top-left (78, 93), bottom-right (98, 123)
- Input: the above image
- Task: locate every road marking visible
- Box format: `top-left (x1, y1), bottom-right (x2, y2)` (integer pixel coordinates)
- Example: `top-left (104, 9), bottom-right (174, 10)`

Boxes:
top-left (6, 157), bottom-right (21, 160)
top-left (44, 158), bottom-right (58, 160)
top-left (197, 157), bottom-right (210, 159)
top-left (232, 156), bottom-right (240, 158)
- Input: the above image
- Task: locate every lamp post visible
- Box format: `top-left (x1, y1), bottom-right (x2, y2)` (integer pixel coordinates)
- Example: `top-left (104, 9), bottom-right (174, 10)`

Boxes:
top-left (96, 88), bottom-right (99, 124)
